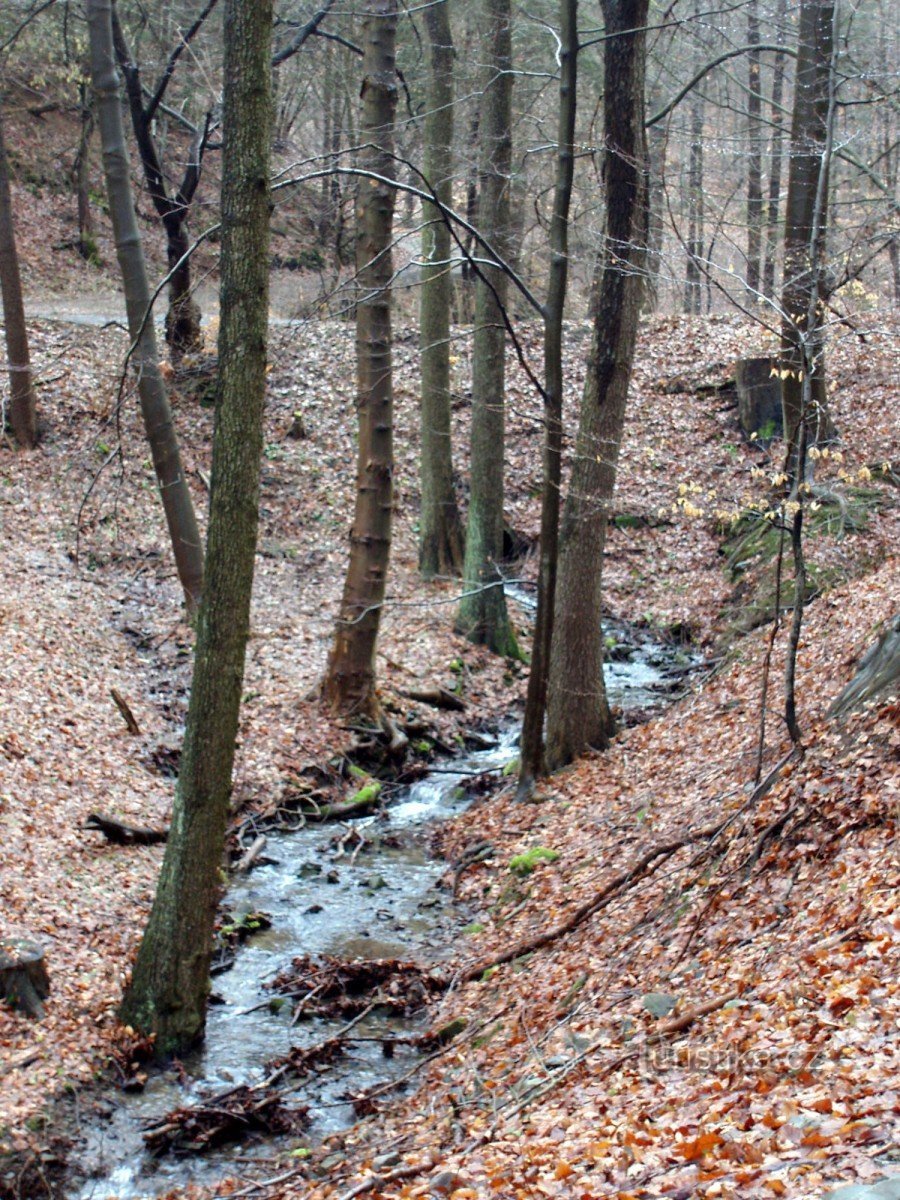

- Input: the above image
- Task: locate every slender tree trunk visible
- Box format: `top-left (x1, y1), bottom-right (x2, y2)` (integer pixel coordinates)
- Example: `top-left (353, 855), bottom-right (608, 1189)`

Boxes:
top-left (0, 99), bottom-right (37, 448)
top-left (780, 0), bottom-right (837, 456)
top-left (87, 0), bottom-right (204, 611)
top-left (683, 92), bottom-right (704, 314)
top-left (419, 0), bottom-right (465, 579)
top-left (323, 0), bottom-right (398, 714)
top-left (518, 0), bottom-right (578, 792)
top-left (455, 0), bottom-right (518, 658)
top-left (545, 0), bottom-right (648, 772)
top-left (762, 0), bottom-right (788, 300)
top-left (643, 82), bottom-right (666, 312)
top-left (119, 0), bottom-right (273, 1054)
top-left (746, 0), bottom-right (764, 296)
top-left (73, 80), bottom-right (95, 260)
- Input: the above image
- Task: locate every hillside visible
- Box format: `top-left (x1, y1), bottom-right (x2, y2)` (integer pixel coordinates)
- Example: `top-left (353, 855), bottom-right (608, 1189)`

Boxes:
top-left (2, 80), bottom-right (900, 1200)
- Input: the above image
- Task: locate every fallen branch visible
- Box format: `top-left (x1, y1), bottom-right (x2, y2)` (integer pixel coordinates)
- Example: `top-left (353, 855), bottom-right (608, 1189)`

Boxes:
top-left (458, 823), bottom-right (723, 984)
top-left (336, 1157), bottom-right (436, 1200)
top-left (111, 687), bottom-right (141, 735)
top-left (84, 812), bottom-right (168, 845)
top-left (233, 834), bottom-right (267, 875)
top-left (400, 686), bottom-right (466, 712)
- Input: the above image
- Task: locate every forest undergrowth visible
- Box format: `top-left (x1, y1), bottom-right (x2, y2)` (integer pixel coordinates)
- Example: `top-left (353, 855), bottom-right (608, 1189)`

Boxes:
top-left (1, 305), bottom-right (899, 1199)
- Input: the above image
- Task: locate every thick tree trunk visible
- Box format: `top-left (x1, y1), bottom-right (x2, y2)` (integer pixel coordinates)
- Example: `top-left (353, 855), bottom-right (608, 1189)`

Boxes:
top-left (0, 100), bottom-right (38, 448)
top-left (545, 0), bottom-right (648, 772)
top-left (419, 0), bottom-right (464, 579)
top-left (455, 0), bottom-right (518, 658)
top-left (119, 0), bottom-right (273, 1054)
top-left (518, 0), bottom-right (578, 791)
top-left (87, 0), bottom-right (204, 611)
top-left (746, 0), bottom-right (764, 296)
top-left (323, 0), bottom-right (398, 714)
top-left (780, 0), bottom-right (837, 454)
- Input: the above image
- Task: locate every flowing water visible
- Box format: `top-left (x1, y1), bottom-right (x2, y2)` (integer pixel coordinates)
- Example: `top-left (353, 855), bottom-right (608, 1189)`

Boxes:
top-left (69, 617), bottom-right (699, 1200)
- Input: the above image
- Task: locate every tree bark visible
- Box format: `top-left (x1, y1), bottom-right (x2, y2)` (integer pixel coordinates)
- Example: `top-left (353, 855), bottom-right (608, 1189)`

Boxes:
top-left (683, 91), bottom-right (704, 314)
top-left (0, 98), bottom-right (38, 448)
top-left (518, 0), bottom-right (578, 791)
top-left (73, 80), bottom-right (96, 261)
top-left (418, 0), bottom-right (465, 579)
top-left (87, 0), bottom-right (204, 612)
top-left (323, 0), bottom-right (398, 714)
top-left (455, 0), bottom-right (519, 658)
top-left (762, 0), bottom-right (788, 300)
top-left (545, 0), bottom-right (648, 772)
top-left (119, 0), bottom-right (273, 1054)
top-left (746, 0), bottom-right (764, 296)
top-left (780, 0), bottom-right (837, 455)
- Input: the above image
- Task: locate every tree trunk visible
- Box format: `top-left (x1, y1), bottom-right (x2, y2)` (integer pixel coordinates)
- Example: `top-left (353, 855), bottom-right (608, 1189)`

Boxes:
top-left (455, 0), bottom-right (519, 658)
top-left (73, 80), bottom-right (96, 261)
top-left (518, 0), bottom-right (578, 792)
top-left (780, 0), bottom-right (837, 455)
top-left (683, 92), bottom-right (704, 314)
top-left (163, 211), bottom-right (202, 359)
top-left (87, 0), bottom-right (204, 612)
top-left (119, 0), bottom-right (273, 1055)
top-left (545, 0), bottom-right (648, 772)
top-left (323, 0), bottom-right (398, 714)
top-left (418, 0), bottom-right (465, 579)
top-left (746, 0), bottom-right (764, 296)
top-left (0, 99), bottom-right (38, 448)
top-left (762, 0), bottom-right (788, 300)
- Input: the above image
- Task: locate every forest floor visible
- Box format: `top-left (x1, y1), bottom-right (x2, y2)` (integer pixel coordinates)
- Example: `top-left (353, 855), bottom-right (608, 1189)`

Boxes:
top-left (1, 290), bottom-right (899, 1200)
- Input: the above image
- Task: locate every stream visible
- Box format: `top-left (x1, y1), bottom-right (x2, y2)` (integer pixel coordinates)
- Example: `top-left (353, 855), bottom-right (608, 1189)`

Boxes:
top-left (68, 613), bottom-right (699, 1200)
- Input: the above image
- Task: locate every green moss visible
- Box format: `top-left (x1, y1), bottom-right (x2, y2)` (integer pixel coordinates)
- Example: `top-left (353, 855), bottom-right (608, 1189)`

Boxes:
top-left (509, 846), bottom-right (560, 876)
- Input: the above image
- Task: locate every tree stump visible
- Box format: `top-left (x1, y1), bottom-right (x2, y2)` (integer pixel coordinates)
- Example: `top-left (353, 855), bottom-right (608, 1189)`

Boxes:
top-left (0, 939), bottom-right (50, 1018)
top-left (735, 356), bottom-right (783, 440)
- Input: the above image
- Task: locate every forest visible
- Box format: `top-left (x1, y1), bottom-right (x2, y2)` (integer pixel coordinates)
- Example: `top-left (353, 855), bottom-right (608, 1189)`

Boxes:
top-left (0, 0), bottom-right (899, 1197)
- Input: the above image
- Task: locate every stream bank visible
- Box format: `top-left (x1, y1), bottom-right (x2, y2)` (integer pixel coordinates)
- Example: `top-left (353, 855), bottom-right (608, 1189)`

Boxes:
top-left (64, 618), bottom-right (700, 1200)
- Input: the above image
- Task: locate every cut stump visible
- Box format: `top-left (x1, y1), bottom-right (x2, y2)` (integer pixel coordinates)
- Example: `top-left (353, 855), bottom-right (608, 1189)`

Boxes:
top-left (0, 939), bottom-right (50, 1018)
top-left (735, 356), bottom-right (782, 440)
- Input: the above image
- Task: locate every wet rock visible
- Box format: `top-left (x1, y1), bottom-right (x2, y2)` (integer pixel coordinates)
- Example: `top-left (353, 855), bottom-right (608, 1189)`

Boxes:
top-left (326, 869), bottom-right (340, 884)
top-left (361, 874), bottom-right (388, 891)
top-left (305, 903), bottom-right (323, 914)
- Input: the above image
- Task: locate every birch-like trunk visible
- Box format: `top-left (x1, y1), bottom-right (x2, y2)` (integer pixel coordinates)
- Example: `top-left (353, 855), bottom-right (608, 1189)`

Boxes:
top-left (87, 0), bottom-right (204, 610)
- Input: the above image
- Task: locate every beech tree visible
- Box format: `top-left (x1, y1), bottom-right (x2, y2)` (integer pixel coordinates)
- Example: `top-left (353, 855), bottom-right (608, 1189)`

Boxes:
top-left (323, 0), bottom-right (398, 714)
top-left (418, 0), bottom-right (464, 579)
top-left (545, 0), bottom-right (649, 771)
top-left (87, 0), bottom-right (204, 612)
top-left (0, 94), bottom-right (37, 447)
top-left (780, 0), bottom-right (837, 453)
top-left (120, 0), bottom-right (273, 1054)
top-left (455, 0), bottom-right (518, 658)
